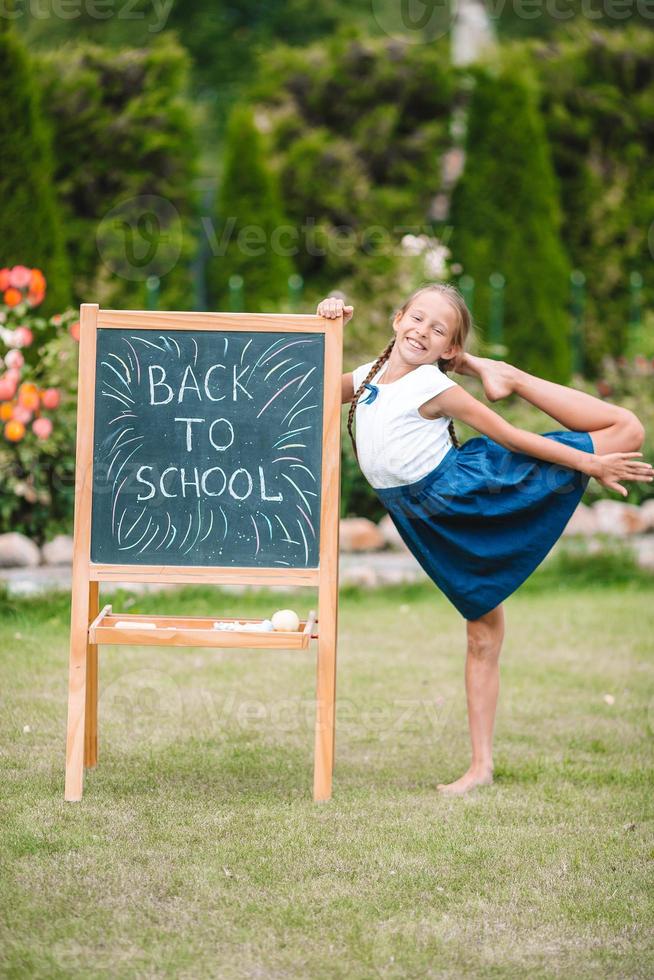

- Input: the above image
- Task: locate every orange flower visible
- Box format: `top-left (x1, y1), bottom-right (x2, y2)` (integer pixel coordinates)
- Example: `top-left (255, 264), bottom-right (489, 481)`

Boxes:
top-left (0, 269), bottom-right (9, 291)
top-left (3, 287), bottom-right (22, 307)
top-left (4, 419), bottom-right (25, 442)
top-left (70, 320), bottom-right (80, 342)
top-left (0, 402), bottom-right (14, 421)
top-left (18, 384), bottom-right (40, 411)
top-left (30, 268), bottom-right (46, 292)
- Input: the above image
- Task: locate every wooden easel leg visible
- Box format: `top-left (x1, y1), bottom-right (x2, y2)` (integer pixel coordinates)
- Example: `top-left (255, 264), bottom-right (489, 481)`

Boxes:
top-left (84, 581), bottom-right (99, 769)
top-left (65, 582), bottom-right (91, 802)
top-left (313, 600), bottom-right (337, 803)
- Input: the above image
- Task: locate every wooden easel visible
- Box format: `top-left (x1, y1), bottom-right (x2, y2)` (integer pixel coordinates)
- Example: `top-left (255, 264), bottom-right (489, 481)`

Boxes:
top-left (64, 304), bottom-right (343, 802)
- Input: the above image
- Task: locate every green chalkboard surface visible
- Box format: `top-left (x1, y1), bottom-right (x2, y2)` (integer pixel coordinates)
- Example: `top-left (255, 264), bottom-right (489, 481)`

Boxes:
top-left (90, 329), bottom-right (325, 567)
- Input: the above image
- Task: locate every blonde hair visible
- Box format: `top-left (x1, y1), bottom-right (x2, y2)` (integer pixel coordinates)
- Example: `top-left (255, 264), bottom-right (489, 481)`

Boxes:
top-left (347, 282), bottom-right (473, 462)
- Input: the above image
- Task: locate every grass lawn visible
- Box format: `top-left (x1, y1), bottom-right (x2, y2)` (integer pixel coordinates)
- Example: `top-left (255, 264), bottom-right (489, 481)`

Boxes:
top-left (1, 549), bottom-right (653, 978)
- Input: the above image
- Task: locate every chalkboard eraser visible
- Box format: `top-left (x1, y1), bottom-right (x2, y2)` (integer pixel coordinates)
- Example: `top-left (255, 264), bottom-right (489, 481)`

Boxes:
top-left (114, 621), bottom-right (157, 630)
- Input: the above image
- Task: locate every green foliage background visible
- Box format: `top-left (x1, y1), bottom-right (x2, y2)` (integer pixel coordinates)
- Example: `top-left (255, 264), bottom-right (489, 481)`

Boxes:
top-left (2, 11), bottom-right (653, 536)
top-left (0, 30), bottom-right (71, 316)
top-left (206, 104), bottom-right (296, 312)
top-left (447, 60), bottom-right (571, 382)
top-left (530, 27), bottom-right (654, 376)
top-left (34, 35), bottom-right (201, 312)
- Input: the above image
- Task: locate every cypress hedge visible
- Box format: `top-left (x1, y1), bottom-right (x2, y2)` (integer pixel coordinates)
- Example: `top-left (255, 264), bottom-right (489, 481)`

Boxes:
top-left (34, 35), bottom-right (201, 312)
top-left (206, 103), bottom-right (296, 312)
top-left (448, 61), bottom-right (571, 383)
top-left (0, 28), bottom-right (71, 316)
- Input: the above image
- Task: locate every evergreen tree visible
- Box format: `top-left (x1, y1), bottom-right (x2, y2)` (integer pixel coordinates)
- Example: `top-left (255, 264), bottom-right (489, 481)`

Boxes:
top-left (0, 27), bottom-right (72, 315)
top-left (207, 104), bottom-right (295, 312)
top-left (36, 35), bottom-right (200, 313)
top-left (531, 27), bottom-right (654, 373)
top-left (449, 62), bottom-right (571, 382)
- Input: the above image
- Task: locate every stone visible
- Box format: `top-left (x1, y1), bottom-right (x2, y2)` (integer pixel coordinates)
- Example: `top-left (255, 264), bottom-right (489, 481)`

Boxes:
top-left (592, 500), bottom-right (648, 536)
top-left (639, 499), bottom-right (654, 531)
top-left (339, 517), bottom-right (385, 552)
top-left (632, 535), bottom-right (654, 571)
top-left (562, 502), bottom-right (597, 536)
top-left (377, 513), bottom-right (410, 551)
top-left (0, 532), bottom-right (41, 568)
top-left (339, 565), bottom-right (379, 588)
top-left (41, 534), bottom-right (74, 565)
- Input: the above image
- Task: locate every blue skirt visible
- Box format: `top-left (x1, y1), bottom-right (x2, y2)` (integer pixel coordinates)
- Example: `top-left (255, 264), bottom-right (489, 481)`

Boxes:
top-left (373, 430), bottom-right (595, 621)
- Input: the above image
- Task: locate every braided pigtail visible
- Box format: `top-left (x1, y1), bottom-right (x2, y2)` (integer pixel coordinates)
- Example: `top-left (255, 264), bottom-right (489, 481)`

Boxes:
top-left (437, 352), bottom-right (461, 450)
top-left (447, 419), bottom-right (461, 449)
top-left (347, 338), bottom-right (395, 462)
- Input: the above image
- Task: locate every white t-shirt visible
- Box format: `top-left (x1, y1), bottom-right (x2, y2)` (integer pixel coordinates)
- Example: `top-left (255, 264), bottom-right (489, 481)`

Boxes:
top-left (351, 360), bottom-right (460, 489)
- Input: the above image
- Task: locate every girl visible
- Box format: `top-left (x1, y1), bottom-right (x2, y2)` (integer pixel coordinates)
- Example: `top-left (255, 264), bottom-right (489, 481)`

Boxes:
top-left (317, 283), bottom-right (653, 796)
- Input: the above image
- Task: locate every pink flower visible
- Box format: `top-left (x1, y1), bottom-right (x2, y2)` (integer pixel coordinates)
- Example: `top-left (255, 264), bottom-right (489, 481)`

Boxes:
top-left (41, 388), bottom-right (60, 410)
top-left (13, 404), bottom-right (32, 425)
top-left (13, 326), bottom-right (33, 348)
top-left (0, 376), bottom-right (16, 400)
top-left (5, 349), bottom-right (24, 370)
top-left (9, 266), bottom-right (32, 289)
top-left (32, 417), bottom-right (53, 440)
top-left (26, 289), bottom-right (45, 308)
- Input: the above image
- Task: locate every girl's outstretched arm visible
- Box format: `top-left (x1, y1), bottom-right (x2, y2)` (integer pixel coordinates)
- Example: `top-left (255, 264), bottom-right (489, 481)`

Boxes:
top-left (427, 386), bottom-right (653, 497)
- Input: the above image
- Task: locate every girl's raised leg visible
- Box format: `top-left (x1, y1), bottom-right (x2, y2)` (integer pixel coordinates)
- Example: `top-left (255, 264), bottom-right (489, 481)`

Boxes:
top-left (459, 354), bottom-right (645, 457)
top-left (437, 603), bottom-right (505, 796)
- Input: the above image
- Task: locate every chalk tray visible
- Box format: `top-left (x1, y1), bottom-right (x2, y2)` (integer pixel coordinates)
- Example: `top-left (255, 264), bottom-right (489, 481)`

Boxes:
top-left (88, 605), bottom-right (318, 650)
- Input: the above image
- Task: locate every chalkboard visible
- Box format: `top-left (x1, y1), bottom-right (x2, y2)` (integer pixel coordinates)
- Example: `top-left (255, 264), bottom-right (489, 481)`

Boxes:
top-left (90, 328), bottom-right (325, 567)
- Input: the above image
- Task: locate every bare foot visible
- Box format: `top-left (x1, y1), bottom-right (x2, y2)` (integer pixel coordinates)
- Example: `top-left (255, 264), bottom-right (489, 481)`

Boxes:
top-left (454, 354), bottom-right (518, 403)
top-left (436, 766), bottom-right (494, 796)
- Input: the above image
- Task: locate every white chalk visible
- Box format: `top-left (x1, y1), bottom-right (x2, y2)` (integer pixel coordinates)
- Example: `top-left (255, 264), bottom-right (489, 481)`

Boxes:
top-left (114, 621), bottom-right (157, 630)
top-left (213, 620), bottom-right (275, 632)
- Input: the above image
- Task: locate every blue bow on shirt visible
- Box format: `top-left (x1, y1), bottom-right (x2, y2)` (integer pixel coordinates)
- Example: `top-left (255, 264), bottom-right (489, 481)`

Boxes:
top-left (360, 382), bottom-right (379, 405)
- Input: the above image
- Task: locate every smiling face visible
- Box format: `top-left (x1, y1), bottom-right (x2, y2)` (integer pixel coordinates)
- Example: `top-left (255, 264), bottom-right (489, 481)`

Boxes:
top-left (392, 290), bottom-right (460, 368)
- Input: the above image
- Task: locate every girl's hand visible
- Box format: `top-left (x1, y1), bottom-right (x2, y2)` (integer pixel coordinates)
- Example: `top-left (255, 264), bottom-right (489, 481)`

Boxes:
top-left (592, 451), bottom-right (654, 498)
top-left (316, 297), bottom-right (354, 325)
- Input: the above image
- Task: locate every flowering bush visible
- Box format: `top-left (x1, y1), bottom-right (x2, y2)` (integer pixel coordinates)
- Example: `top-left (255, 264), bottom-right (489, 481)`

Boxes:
top-left (0, 265), bottom-right (79, 541)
